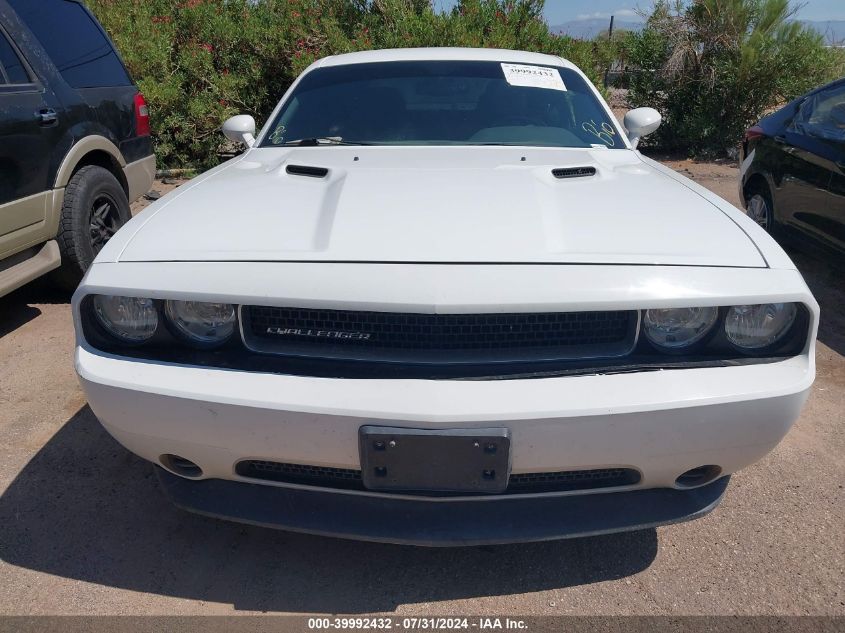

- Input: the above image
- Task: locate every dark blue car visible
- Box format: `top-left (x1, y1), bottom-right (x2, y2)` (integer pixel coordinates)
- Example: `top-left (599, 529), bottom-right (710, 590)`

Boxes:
top-left (740, 77), bottom-right (845, 259)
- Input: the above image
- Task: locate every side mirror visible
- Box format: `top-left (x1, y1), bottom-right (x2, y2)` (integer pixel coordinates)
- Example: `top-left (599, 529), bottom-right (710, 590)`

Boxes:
top-left (222, 114), bottom-right (256, 147)
top-left (624, 107), bottom-right (661, 149)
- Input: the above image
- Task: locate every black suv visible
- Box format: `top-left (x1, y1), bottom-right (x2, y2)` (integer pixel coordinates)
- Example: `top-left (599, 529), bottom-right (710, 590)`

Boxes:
top-left (0, 0), bottom-right (154, 296)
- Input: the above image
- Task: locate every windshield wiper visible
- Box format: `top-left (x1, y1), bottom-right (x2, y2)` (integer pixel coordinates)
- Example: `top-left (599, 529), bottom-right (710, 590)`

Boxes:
top-left (281, 137), bottom-right (371, 146)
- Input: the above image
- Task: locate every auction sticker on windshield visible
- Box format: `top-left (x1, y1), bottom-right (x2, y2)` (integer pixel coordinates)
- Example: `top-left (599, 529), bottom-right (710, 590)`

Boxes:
top-left (501, 63), bottom-right (566, 91)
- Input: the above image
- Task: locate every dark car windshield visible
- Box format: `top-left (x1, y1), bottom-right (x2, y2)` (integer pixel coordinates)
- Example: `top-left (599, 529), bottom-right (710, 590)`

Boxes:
top-left (261, 61), bottom-right (624, 149)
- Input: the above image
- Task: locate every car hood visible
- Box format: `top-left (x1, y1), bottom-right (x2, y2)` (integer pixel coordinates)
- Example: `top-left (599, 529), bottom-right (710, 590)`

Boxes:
top-left (118, 147), bottom-right (765, 267)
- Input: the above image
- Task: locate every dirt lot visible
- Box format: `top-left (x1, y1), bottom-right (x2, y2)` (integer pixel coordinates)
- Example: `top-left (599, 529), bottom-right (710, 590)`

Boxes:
top-left (0, 160), bottom-right (843, 616)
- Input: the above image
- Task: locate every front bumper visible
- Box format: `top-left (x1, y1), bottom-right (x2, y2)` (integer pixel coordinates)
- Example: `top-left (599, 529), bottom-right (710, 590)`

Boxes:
top-left (77, 345), bottom-right (812, 484)
top-left (77, 343), bottom-right (811, 544)
top-left (157, 466), bottom-right (731, 546)
top-left (73, 261), bottom-right (817, 544)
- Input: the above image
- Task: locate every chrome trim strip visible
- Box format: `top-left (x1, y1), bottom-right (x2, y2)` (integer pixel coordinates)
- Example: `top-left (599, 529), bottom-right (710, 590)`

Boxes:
top-left (228, 469), bottom-right (646, 503)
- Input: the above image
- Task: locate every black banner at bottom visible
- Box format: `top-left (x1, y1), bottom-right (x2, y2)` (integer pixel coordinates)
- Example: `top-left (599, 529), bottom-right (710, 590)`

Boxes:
top-left (0, 616), bottom-right (842, 633)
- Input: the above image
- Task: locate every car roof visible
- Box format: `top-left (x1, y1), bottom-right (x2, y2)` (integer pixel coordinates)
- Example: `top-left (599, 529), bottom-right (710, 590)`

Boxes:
top-left (809, 75), bottom-right (845, 96)
top-left (315, 47), bottom-right (574, 69)
top-left (764, 75), bottom-right (845, 123)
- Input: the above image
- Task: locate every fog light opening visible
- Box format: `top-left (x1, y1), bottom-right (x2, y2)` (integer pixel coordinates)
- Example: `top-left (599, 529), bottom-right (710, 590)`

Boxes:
top-left (675, 465), bottom-right (722, 489)
top-left (161, 454), bottom-right (203, 478)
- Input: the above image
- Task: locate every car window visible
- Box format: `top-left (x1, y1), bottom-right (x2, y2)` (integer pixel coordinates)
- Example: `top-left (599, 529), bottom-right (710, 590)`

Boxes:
top-left (790, 83), bottom-right (845, 144)
top-left (261, 61), bottom-right (624, 149)
top-left (0, 30), bottom-right (29, 84)
top-left (8, 0), bottom-right (131, 89)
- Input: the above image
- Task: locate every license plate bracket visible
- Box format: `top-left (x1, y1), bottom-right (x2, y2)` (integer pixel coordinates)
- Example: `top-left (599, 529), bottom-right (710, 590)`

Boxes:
top-left (359, 426), bottom-right (511, 493)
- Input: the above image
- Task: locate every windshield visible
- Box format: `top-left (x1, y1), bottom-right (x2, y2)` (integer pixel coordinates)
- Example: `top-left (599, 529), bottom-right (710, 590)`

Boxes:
top-left (261, 61), bottom-right (624, 149)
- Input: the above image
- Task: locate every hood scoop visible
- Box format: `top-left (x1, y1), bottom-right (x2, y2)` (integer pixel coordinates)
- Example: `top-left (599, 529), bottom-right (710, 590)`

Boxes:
top-left (286, 164), bottom-right (329, 178)
top-left (552, 166), bottom-right (596, 179)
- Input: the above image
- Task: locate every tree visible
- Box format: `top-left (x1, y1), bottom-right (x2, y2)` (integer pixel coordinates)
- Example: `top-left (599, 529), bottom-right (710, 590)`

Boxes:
top-left (625, 0), bottom-right (844, 156)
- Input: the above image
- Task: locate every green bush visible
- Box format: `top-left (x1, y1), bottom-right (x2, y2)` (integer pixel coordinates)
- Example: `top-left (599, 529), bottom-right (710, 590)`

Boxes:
top-left (624, 0), bottom-right (844, 156)
top-left (88, 0), bottom-right (350, 168)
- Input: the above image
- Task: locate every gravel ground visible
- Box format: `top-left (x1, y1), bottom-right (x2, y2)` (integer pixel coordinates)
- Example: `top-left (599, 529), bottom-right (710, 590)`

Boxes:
top-left (0, 160), bottom-right (842, 616)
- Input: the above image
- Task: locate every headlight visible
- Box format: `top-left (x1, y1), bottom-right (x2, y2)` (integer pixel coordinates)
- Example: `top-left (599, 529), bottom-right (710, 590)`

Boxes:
top-left (725, 303), bottom-right (797, 350)
top-left (165, 300), bottom-right (236, 347)
top-left (642, 307), bottom-right (718, 351)
top-left (93, 295), bottom-right (158, 343)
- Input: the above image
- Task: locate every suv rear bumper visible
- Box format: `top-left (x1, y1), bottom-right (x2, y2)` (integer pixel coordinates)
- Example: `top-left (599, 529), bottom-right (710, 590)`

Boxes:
top-left (156, 466), bottom-right (731, 546)
top-left (124, 155), bottom-right (156, 203)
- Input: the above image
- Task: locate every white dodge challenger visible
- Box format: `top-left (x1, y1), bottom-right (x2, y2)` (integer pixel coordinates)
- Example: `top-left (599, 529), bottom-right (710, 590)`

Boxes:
top-left (72, 48), bottom-right (818, 546)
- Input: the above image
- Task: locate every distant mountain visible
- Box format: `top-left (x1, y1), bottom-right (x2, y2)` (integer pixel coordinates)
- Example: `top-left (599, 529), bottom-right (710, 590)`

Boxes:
top-left (552, 18), bottom-right (845, 45)
top-left (800, 20), bottom-right (845, 45)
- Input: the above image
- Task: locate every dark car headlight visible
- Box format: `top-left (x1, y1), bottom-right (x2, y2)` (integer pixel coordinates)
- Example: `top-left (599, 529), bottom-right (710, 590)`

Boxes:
top-left (83, 295), bottom-right (237, 350)
top-left (724, 303), bottom-right (798, 351)
top-left (642, 307), bottom-right (719, 352)
top-left (92, 295), bottom-right (159, 344)
top-left (641, 303), bottom-right (806, 357)
top-left (164, 300), bottom-right (237, 347)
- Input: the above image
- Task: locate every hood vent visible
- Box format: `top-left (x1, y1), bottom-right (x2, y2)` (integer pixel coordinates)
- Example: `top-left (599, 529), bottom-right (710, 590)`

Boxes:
top-left (552, 166), bottom-right (596, 179)
top-left (286, 164), bottom-right (329, 178)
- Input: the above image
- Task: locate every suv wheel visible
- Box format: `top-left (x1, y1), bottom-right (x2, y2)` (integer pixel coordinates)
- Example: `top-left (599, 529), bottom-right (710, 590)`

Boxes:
top-left (53, 165), bottom-right (131, 289)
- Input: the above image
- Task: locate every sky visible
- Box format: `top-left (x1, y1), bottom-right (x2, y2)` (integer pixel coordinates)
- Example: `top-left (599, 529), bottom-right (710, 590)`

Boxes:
top-left (431, 0), bottom-right (845, 23)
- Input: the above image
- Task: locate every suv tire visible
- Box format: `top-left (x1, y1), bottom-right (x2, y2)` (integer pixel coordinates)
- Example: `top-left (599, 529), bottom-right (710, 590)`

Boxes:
top-left (53, 165), bottom-right (131, 289)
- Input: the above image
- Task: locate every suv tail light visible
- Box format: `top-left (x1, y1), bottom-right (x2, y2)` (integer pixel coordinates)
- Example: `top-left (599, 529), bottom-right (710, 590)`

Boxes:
top-left (744, 125), bottom-right (765, 143)
top-left (134, 93), bottom-right (151, 137)
top-left (742, 125), bottom-right (765, 157)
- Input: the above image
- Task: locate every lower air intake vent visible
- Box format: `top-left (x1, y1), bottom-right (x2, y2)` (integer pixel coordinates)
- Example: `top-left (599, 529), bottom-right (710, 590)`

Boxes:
top-left (507, 468), bottom-right (640, 493)
top-left (238, 461), bottom-right (363, 490)
top-left (552, 166), bottom-right (596, 179)
top-left (235, 460), bottom-right (641, 495)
